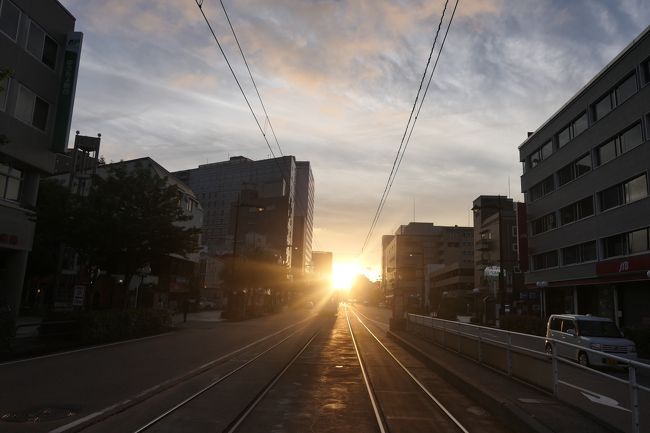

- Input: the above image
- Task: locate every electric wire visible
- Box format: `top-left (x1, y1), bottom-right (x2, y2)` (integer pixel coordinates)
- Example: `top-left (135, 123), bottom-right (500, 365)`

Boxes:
top-left (194, 1), bottom-right (310, 224)
top-left (361, 0), bottom-right (460, 254)
top-left (361, 0), bottom-right (451, 253)
top-left (219, 0), bottom-right (284, 158)
top-left (372, 0), bottom-right (460, 245)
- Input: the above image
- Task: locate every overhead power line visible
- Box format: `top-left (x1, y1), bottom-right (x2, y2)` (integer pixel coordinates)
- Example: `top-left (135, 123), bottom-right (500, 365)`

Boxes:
top-left (361, 0), bottom-right (460, 253)
top-left (193, 0), bottom-right (309, 221)
top-left (219, 0), bottom-right (284, 158)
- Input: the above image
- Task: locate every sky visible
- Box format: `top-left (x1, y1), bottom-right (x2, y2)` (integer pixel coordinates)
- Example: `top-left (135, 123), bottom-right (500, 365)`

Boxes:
top-left (59, 0), bottom-right (650, 278)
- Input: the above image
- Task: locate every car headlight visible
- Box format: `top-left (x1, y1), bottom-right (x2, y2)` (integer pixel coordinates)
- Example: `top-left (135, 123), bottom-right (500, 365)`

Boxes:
top-left (590, 343), bottom-right (602, 350)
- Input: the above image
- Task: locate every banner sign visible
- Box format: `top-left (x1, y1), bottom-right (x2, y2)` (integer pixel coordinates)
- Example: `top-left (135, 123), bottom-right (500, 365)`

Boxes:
top-left (52, 32), bottom-right (83, 153)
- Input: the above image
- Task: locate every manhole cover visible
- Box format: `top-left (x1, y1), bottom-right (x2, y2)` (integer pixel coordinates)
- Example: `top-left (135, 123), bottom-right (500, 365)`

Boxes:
top-left (1, 407), bottom-right (77, 423)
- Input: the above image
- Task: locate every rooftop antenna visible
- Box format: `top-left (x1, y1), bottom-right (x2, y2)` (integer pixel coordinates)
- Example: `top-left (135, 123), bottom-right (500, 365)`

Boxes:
top-left (413, 197), bottom-right (415, 222)
top-left (508, 176), bottom-right (511, 197)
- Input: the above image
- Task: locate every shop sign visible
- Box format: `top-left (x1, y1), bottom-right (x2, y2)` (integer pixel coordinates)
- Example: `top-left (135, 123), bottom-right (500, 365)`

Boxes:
top-left (72, 285), bottom-right (85, 306)
top-left (596, 253), bottom-right (650, 275)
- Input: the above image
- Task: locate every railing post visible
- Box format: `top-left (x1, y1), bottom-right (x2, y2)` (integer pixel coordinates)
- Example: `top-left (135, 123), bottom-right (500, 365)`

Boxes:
top-left (551, 340), bottom-right (558, 396)
top-left (506, 333), bottom-right (512, 376)
top-left (477, 327), bottom-right (482, 364)
top-left (442, 322), bottom-right (446, 347)
top-left (629, 364), bottom-right (640, 433)
top-left (457, 323), bottom-right (461, 353)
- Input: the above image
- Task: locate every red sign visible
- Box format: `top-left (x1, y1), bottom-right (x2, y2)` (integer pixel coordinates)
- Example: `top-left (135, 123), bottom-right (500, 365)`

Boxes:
top-left (0, 233), bottom-right (19, 245)
top-left (596, 253), bottom-right (650, 275)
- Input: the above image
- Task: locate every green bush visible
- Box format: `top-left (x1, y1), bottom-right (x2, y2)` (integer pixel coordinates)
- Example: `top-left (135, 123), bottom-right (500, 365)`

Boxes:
top-left (623, 328), bottom-right (650, 359)
top-left (500, 314), bottom-right (546, 336)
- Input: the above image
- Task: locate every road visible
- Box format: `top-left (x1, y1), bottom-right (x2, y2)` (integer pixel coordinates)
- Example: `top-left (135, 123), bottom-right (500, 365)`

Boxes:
top-left (1, 304), bottom-right (514, 433)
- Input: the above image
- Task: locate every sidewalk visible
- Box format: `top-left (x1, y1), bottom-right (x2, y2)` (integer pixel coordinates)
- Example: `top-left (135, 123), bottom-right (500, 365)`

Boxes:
top-left (388, 329), bottom-right (616, 433)
top-left (172, 309), bottom-right (224, 326)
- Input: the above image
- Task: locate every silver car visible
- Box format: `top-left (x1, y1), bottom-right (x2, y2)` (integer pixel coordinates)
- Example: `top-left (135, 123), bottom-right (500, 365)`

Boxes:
top-left (545, 314), bottom-right (637, 367)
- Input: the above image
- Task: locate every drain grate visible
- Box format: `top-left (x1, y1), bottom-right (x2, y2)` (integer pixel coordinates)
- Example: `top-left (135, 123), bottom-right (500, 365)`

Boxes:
top-left (1, 406), bottom-right (77, 423)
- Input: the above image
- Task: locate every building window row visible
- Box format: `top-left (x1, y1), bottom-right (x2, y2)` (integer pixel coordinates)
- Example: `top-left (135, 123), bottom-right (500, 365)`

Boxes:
top-left (557, 152), bottom-right (591, 186)
top-left (529, 175), bottom-right (555, 201)
top-left (531, 174), bottom-right (646, 237)
top-left (531, 212), bottom-right (556, 235)
top-left (557, 112), bottom-right (588, 149)
top-left (528, 119), bottom-right (646, 202)
top-left (525, 65), bottom-right (645, 172)
top-left (599, 173), bottom-right (647, 212)
top-left (532, 227), bottom-right (650, 270)
top-left (559, 196), bottom-right (594, 226)
top-left (0, 1), bottom-right (58, 70)
top-left (0, 162), bottom-right (22, 201)
top-left (603, 227), bottom-right (650, 259)
top-left (596, 121), bottom-right (644, 166)
top-left (593, 73), bottom-right (637, 121)
top-left (0, 75), bottom-right (8, 111)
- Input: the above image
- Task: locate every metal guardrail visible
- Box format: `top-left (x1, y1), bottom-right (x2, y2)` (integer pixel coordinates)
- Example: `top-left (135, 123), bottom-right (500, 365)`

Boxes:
top-left (406, 313), bottom-right (650, 433)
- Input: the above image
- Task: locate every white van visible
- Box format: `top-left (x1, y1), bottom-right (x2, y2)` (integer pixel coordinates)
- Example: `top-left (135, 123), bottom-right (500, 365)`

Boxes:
top-left (545, 314), bottom-right (637, 367)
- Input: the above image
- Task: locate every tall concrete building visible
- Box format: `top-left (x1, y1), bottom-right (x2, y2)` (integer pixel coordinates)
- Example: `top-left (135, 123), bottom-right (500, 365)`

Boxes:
top-left (382, 222), bottom-right (474, 313)
top-left (174, 155), bottom-right (314, 271)
top-left (0, 0), bottom-right (81, 316)
top-left (518, 25), bottom-right (650, 328)
top-left (292, 161), bottom-right (314, 276)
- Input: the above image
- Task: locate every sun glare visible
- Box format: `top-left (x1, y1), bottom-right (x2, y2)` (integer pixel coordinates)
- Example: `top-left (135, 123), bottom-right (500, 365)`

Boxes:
top-left (331, 261), bottom-right (380, 291)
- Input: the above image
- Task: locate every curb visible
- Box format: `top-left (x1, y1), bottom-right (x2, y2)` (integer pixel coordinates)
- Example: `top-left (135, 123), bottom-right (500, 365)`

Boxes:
top-left (387, 330), bottom-right (554, 433)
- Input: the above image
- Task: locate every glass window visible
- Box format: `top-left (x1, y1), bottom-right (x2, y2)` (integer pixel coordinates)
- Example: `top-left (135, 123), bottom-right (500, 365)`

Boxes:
top-left (624, 174), bottom-right (647, 203)
top-left (563, 244), bottom-right (579, 265)
top-left (575, 153), bottom-right (591, 177)
top-left (0, 0), bottom-right (20, 41)
top-left (603, 233), bottom-right (627, 258)
top-left (540, 140), bottom-right (553, 160)
top-left (42, 36), bottom-right (58, 69)
top-left (13, 84), bottom-right (49, 131)
top-left (594, 94), bottom-right (612, 121)
top-left (560, 202), bottom-right (577, 225)
top-left (533, 250), bottom-right (558, 270)
top-left (642, 58), bottom-right (650, 85)
top-left (600, 184), bottom-right (623, 211)
top-left (573, 112), bottom-right (588, 136)
top-left (557, 163), bottom-right (573, 186)
top-left (557, 126), bottom-right (571, 148)
top-left (616, 73), bottom-right (637, 104)
top-left (0, 163), bottom-right (21, 201)
top-left (620, 123), bottom-right (643, 153)
top-left (15, 86), bottom-right (35, 124)
top-left (0, 76), bottom-right (8, 111)
top-left (628, 228), bottom-right (649, 254)
top-left (26, 20), bottom-right (58, 70)
top-left (26, 21), bottom-right (44, 57)
top-left (583, 241), bottom-right (597, 261)
top-left (597, 139), bottom-right (616, 165)
top-left (577, 196), bottom-right (594, 219)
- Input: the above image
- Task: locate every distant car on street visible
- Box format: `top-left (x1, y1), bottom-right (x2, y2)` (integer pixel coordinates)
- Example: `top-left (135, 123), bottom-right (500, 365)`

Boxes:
top-left (545, 314), bottom-right (637, 367)
top-left (199, 299), bottom-right (217, 310)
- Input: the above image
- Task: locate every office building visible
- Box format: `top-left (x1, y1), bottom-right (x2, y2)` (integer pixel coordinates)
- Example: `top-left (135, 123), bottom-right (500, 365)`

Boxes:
top-left (292, 161), bottom-right (314, 276)
top-left (382, 222), bottom-right (473, 312)
top-left (0, 0), bottom-right (81, 316)
top-left (518, 25), bottom-right (650, 328)
top-left (174, 155), bottom-right (314, 273)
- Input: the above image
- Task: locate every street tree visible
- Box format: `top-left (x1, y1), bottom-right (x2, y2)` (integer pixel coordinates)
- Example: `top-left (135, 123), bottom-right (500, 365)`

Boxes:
top-left (67, 163), bottom-right (201, 281)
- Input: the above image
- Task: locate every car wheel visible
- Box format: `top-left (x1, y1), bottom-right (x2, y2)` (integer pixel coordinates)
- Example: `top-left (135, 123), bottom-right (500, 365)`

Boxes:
top-left (545, 344), bottom-right (553, 356)
top-left (578, 351), bottom-right (589, 367)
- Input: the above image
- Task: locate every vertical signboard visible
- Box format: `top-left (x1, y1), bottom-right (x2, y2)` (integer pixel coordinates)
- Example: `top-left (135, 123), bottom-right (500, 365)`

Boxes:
top-left (516, 202), bottom-right (529, 272)
top-left (52, 32), bottom-right (83, 153)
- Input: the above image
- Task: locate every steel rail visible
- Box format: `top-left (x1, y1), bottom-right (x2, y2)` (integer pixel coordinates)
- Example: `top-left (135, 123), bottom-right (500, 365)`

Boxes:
top-left (223, 330), bottom-right (320, 433)
top-left (350, 309), bottom-right (471, 433)
top-left (344, 305), bottom-right (388, 433)
top-left (132, 324), bottom-right (314, 433)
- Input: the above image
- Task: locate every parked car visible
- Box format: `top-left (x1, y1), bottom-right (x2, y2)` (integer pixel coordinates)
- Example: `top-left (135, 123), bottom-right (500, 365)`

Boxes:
top-left (545, 314), bottom-right (637, 367)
